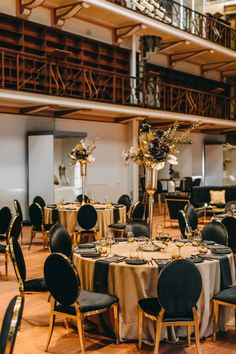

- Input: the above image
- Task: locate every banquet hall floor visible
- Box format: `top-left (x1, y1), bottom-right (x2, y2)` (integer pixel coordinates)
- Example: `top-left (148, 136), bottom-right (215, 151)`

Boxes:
top-left (0, 210), bottom-right (235, 354)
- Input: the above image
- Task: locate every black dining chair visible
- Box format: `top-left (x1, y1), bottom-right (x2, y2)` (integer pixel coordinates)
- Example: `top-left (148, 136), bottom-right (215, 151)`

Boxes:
top-left (224, 200), bottom-right (236, 214)
top-left (124, 220), bottom-right (149, 238)
top-left (8, 215), bottom-right (22, 241)
top-left (202, 220), bottom-right (228, 246)
top-left (33, 195), bottom-right (46, 210)
top-left (44, 253), bottom-right (119, 354)
top-left (165, 196), bottom-right (190, 228)
top-left (138, 259), bottom-right (202, 354)
top-left (0, 295), bottom-right (24, 354)
top-left (108, 201), bottom-right (145, 237)
top-left (49, 224), bottom-right (72, 258)
top-left (28, 203), bottom-right (46, 250)
top-left (184, 203), bottom-right (198, 231)
top-left (74, 204), bottom-right (97, 244)
top-left (178, 210), bottom-right (188, 238)
top-left (75, 194), bottom-right (90, 203)
top-left (221, 216), bottom-right (236, 252)
top-left (13, 199), bottom-right (32, 243)
top-left (117, 194), bottom-right (131, 216)
top-left (0, 206), bottom-right (12, 241)
top-left (9, 237), bottom-right (48, 297)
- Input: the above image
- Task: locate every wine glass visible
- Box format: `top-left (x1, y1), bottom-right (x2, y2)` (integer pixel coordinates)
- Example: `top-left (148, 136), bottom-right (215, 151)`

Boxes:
top-left (156, 224), bottom-right (164, 241)
top-left (185, 225), bottom-right (193, 242)
top-left (192, 230), bottom-right (202, 252)
top-left (106, 229), bottom-right (114, 254)
top-left (175, 240), bottom-right (185, 258)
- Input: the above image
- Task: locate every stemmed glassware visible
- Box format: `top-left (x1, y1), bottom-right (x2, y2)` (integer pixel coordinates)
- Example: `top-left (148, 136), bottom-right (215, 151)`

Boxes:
top-left (185, 225), bottom-right (193, 242)
top-left (106, 229), bottom-right (114, 255)
top-left (192, 230), bottom-right (202, 252)
top-left (175, 240), bottom-right (185, 258)
top-left (156, 223), bottom-right (164, 241)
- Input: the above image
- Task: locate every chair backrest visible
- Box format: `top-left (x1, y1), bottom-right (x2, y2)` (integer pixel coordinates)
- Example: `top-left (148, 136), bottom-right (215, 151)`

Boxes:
top-left (131, 202), bottom-right (145, 220)
top-left (178, 210), bottom-right (187, 238)
top-left (202, 220), bottom-right (228, 246)
top-left (77, 204), bottom-right (97, 230)
top-left (8, 215), bottom-right (22, 241)
top-left (0, 207), bottom-right (12, 235)
top-left (51, 208), bottom-right (59, 225)
top-left (9, 237), bottom-right (26, 283)
top-left (75, 194), bottom-right (90, 203)
top-left (124, 220), bottom-right (149, 237)
top-left (33, 196), bottom-right (46, 209)
top-left (0, 295), bottom-right (24, 354)
top-left (225, 200), bottom-right (236, 214)
top-left (49, 224), bottom-right (72, 258)
top-left (166, 198), bottom-right (190, 220)
top-left (117, 194), bottom-right (131, 213)
top-left (192, 178), bottom-right (201, 187)
top-left (180, 177), bottom-right (193, 193)
top-left (44, 253), bottom-right (79, 306)
top-left (29, 203), bottom-right (43, 228)
top-left (13, 199), bottom-right (23, 221)
top-left (184, 203), bottom-right (198, 231)
top-left (158, 259), bottom-right (202, 316)
top-left (221, 217), bottom-right (236, 250)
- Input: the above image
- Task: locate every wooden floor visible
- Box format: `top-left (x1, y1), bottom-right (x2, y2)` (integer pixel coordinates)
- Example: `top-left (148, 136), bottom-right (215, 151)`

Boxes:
top-left (0, 211), bottom-right (236, 354)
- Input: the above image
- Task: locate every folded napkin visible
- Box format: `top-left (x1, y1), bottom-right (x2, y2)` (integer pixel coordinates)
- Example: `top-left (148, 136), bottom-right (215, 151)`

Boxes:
top-left (187, 257), bottom-right (203, 264)
top-left (114, 238), bottom-right (127, 242)
top-left (80, 252), bottom-right (100, 258)
top-left (47, 204), bottom-right (57, 208)
top-left (211, 247), bottom-right (232, 255)
top-left (74, 248), bottom-right (98, 255)
top-left (153, 259), bottom-right (169, 270)
top-left (102, 255), bottom-right (126, 263)
top-left (94, 260), bottom-right (110, 293)
top-left (200, 254), bottom-right (232, 290)
top-left (78, 243), bottom-right (95, 249)
top-left (125, 259), bottom-right (147, 265)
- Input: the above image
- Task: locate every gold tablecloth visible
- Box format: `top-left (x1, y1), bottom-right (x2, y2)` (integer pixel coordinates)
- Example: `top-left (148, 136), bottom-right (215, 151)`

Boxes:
top-left (73, 242), bottom-right (235, 342)
top-left (44, 204), bottom-right (126, 237)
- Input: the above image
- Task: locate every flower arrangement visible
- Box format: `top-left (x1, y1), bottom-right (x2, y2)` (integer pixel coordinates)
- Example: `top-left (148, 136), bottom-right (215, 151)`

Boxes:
top-left (123, 121), bottom-right (201, 170)
top-left (68, 138), bottom-right (96, 165)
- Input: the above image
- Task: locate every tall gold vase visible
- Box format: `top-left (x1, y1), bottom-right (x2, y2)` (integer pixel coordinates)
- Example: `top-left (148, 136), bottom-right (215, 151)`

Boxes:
top-left (80, 160), bottom-right (87, 205)
top-left (145, 167), bottom-right (158, 239)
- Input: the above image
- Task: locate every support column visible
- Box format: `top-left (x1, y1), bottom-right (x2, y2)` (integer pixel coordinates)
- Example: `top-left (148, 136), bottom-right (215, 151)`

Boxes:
top-left (130, 35), bottom-right (138, 105)
top-left (128, 119), bottom-right (140, 202)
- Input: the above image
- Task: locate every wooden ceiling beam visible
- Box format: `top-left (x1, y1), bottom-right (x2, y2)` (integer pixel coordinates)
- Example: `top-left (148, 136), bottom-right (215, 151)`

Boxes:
top-left (114, 24), bottom-right (147, 44)
top-left (20, 105), bottom-right (52, 115)
top-left (159, 40), bottom-right (190, 53)
top-left (54, 108), bottom-right (91, 118)
top-left (16, 0), bottom-right (46, 18)
top-left (52, 1), bottom-right (90, 28)
top-left (171, 49), bottom-right (214, 66)
top-left (203, 60), bottom-right (236, 73)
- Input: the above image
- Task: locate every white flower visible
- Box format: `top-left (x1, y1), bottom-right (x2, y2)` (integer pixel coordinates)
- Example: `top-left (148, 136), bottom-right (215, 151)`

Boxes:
top-left (167, 154), bottom-right (178, 165)
top-left (87, 155), bottom-right (95, 163)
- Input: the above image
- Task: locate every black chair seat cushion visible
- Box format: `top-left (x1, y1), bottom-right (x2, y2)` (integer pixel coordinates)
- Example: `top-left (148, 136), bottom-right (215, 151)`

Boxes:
top-left (33, 225), bottom-right (43, 232)
top-left (78, 290), bottom-right (118, 313)
top-left (108, 223), bottom-right (126, 230)
top-left (138, 297), bottom-right (194, 321)
top-left (0, 244), bottom-right (6, 253)
top-left (213, 286), bottom-right (236, 304)
top-left (44, 224), bottom-right (53, 231)
top-left (24, 278), bottom-right (47, 292)
top-left (55, 290), bottom-right (118, 314)
top-left (22, 219), bottom-right (32, 227)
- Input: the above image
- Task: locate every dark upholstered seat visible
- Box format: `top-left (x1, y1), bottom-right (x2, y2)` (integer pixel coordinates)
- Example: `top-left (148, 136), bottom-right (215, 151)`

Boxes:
top-left (0, 295), bottom-right (24, 354)
top-left (9, 237), bottom-right (47, 296)
top-left (0, 206), bottom-right (12, 241)
top-left (202, 220), bottom-right (228, 246)
top-left (123, 220), bottom-right (149, 238)
top-left (9, 215), bottom-right (22, 241)
top-left (49, 224), bottom-right (72, 257)
top-left (28, 203), bottom-right (49, 250)
top-left (213, 286), bottom-right (236, 304)
top-left (44, 253), bottom-right (119, 354)
top-left (165, 196), bottom-right (190, 228)
top-left (13, 199), bottom-right (32, 227)
top-left (138, 259), bottom-right (202, 354)
top-left (178, 210), bottom-right (187, 238)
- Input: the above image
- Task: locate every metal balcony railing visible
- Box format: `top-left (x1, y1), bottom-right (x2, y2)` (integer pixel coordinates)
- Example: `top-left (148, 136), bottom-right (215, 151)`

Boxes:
top-left (107, 0), bottom-right (236, 51)
top-left (0, 48), bottom-right (235, 119)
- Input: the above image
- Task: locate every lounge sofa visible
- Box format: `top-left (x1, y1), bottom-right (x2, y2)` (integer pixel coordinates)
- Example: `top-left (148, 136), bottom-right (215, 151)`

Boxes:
top-left (191, 186), bottom-right (236, 208)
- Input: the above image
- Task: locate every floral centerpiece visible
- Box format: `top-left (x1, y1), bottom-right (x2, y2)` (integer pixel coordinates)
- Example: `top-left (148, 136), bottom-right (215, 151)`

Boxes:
top-left (123, 121), bottom-right (201, 238)
top-left (68, 138), bottom-right (96, 204)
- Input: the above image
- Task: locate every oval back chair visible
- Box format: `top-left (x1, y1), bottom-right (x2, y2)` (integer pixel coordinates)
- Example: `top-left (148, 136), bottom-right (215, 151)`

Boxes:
top-left (184, 203), bottom-right (198, 231)
top-left (131, 202), bottom-right (145, 220)
top-left (124, 220), bottom-right (149, 238)
top-left (0, 295), bottom-right (24, 354)
top-left (221, 216), bottom-right (236, 252)
top-left (178, 210), bottom-right (187, 238)
top-left (202, 220), bottom-right (228, 246)
top-left (225, 200), bottom-right (236, 215)
top-left (33, 196), bottom-right (46, 210)
top-left (75, 194), bottom-right (90, 203)
top-left (9, 215), bottom-right (22, 241)
top-left (117, 194), bottom-right (131, 215)
top-left (49, 224), bottom-right (72, 258)
top-left (0, 206), bottom-right (12, 239)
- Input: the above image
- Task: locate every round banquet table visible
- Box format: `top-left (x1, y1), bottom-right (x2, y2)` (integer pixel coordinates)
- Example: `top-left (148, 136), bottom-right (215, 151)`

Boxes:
top-left (44, 203), bottom-right (126, 237)
top-left (73, 241), bottom-right (235, 343)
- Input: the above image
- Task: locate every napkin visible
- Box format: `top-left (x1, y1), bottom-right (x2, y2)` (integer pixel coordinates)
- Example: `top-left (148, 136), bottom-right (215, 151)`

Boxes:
top-left (125, 259), bottom-right (147, 265)
top-left (94, 260), bottom-right (109, 293)
top-left (78, 243), bottom-right (95, 249)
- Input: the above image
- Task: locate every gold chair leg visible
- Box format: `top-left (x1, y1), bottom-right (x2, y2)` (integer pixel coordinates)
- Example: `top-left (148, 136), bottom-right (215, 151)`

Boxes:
top-left (154, 309), bottom-right (164, 354)
top-left (193, 308), bottom-right (201, 354)
top-left (113, 303), bottom-right (119, 344)
top-left (187, 325), bottom-right (191, 346)
top-left (213, 301), bottom-right (219, 342)
top-left (5, 251), bottom-right (8, 278)
top-left (65, 318), bottom-right (70, 330)
top-left (44, 312), bottom-right (56, 352)
top-left (235, 308), bottom-right (236, 335)
top-left (77, 313), bottom-right (85, 354)
top-left (138, 306), bottom-right (143, 350)
top-left (28, 229), bottom-right (35, 250)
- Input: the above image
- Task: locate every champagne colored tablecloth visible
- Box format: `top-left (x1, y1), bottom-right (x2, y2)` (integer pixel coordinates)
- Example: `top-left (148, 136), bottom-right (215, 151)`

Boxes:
top-left (73, 241), bottom-right (235, 343)
top-left (44, 203), bottom-right (126, 237)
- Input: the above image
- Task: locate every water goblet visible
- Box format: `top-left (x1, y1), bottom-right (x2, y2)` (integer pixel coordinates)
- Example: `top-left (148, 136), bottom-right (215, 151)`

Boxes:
top-left (171, 247), bottom-right (180, 260)
top-left (175, 240), bottom-right (185, 258)
top-left (185, 225), bottom-right (193, 242)
top-left (98, 245), bottom-right (108, 257)
top-left (156, 223), bottom-right (164, 241)
top-left (106, 230), bottom-right (114, 254)
top-left (192, 230), bottom-right (202, 252)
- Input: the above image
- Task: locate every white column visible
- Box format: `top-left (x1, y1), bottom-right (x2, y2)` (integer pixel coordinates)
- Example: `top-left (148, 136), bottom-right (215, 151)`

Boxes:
top-left (130, 34), bottom-right (137, 105)
top-left (128, 119), bottom-right (139, 202)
